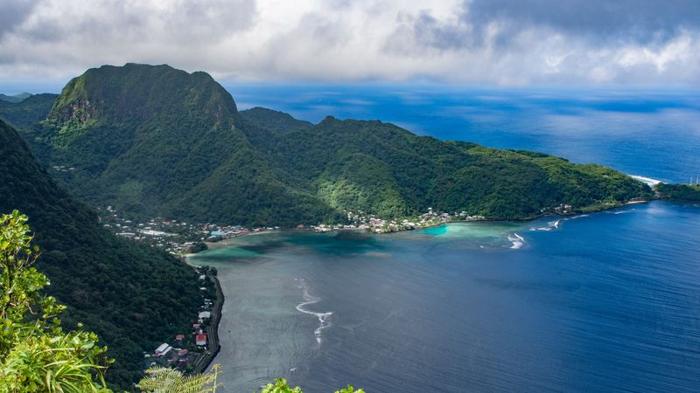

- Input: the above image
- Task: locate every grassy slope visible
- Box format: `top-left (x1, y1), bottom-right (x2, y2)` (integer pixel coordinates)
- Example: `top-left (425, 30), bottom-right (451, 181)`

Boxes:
top-left (0, 119), bottom-right (201, 389)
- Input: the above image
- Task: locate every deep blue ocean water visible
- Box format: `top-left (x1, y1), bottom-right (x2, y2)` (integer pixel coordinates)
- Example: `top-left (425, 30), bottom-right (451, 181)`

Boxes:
top-left (191, 86), bottom-right (700, 393)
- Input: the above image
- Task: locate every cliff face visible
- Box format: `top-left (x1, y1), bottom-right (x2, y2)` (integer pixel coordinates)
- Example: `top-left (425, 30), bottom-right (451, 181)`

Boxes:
top-left (50, 97), bottom-right (96, 125)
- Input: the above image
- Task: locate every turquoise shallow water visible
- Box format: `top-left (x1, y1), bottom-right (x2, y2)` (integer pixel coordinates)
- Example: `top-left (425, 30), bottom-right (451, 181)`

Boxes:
top-left (190, 202), bottom-right (700, 393)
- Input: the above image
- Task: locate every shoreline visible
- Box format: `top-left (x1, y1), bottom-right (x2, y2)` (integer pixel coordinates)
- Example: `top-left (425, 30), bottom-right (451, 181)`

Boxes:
top-left (192, 268), bottom-right (224, 374)
top-left (182, 196), bottom-right (660, 378)
top-left (185, 198), bottom-right (655, 250)
top-left (177, 256), bottom-right (225, 375)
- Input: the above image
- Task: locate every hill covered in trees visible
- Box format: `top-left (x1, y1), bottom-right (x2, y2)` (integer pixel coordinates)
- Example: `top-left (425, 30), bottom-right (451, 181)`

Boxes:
top-left (247, 116), bottom-right (652, 220)
top-left (0, 119), bottom-right (201, 388)
top-left (0, 92), bottom-right (32, 103)
top-left (656, 183), bottom-right (700, 202)
top-left (1, 63), bottom-right (652, 226)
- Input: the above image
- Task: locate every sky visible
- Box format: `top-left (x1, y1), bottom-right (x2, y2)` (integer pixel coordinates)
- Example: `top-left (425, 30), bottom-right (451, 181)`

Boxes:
top-left (1, 0), bottom-right (699, 91)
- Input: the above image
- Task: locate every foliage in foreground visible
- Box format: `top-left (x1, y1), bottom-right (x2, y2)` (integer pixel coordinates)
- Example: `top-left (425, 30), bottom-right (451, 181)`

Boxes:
top-left (0, 210), bottom-right (111, 392)
top-left (138, 369), bottom-right (365, 393)
top-left (137, 365), bottom-right (221, 393)
top-left (259, 378), bottom-right (364, 393)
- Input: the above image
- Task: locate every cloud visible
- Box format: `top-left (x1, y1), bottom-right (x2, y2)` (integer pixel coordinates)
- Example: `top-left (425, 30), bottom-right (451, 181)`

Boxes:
top-left (0, 0), bottom-right (38, 39)
top-left (0, 0), bottom-right (698, 87)
top-left (466, 0), bottom-right (700, 44)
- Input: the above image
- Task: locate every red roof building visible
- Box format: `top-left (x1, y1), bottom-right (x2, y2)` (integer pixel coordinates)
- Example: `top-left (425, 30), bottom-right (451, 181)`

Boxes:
top-left (195, 333), bottom-right (207, 346)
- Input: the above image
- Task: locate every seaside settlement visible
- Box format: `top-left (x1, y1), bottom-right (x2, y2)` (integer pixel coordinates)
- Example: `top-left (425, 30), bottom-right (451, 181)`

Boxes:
top-left (143, 265), bottom-right (221, 373)
top-left (96, 203), bottom-right (602, 255)
top-left (97, 206), bottom-right (228, 375)
top-left (97, 205), bottom-right (489, 257)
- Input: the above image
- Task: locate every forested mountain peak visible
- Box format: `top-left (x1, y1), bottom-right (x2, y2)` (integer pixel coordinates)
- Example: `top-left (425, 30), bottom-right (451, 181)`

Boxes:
top-left (48, 63), bottom-right (239, 129)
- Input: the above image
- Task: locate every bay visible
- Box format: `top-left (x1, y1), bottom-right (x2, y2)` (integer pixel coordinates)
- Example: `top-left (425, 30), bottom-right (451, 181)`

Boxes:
top-left (189, 86), bottom-right (700, 392)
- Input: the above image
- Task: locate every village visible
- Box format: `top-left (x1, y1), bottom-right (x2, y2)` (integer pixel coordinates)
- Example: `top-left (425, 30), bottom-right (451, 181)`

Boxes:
top-left (98, 205), bottom-right (496, 253)
top-left (142, 265), bottom-right (222, 373)
top-left (311, 208), bottom-right (486, 234)
top-left (98, 202), bottom-right (596, 252)
top-left (97, 205), bottom-right (279, 255)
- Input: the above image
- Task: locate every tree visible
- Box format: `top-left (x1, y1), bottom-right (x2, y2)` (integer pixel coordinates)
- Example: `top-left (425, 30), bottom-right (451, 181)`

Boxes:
top-left (137, 365), bottom-right (220, 393)
top-left (138, 372), bottom-right (366, 393)
top-left (259, 379), bottom-right (302, 393)
top-left (0, 210), bottom-right (112, 392)
top-left (259, 378), bottom-right (366, 393)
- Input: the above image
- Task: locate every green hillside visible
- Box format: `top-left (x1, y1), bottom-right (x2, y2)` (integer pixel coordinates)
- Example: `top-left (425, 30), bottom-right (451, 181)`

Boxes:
top-left (0, 92), bottom-right (32, 103)
top-left (252, 116), bottom-right (652, 220)
top-left (240, 106), bottom-right (313, 136)
top-left (656, 183), bottom-right (700, 202)
top-left (0, 93), bottom-right (56, 128)
top-left (5, 63), bottom-right (652, 226)
top-left (19, 64), bottom-right (334, 225)
top-left (0, 119), bottom-right (201, 388)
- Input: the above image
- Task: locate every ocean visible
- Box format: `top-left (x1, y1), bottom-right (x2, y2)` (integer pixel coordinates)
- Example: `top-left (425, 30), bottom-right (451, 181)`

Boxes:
top-left (189, 86), bottom-right (700, 392)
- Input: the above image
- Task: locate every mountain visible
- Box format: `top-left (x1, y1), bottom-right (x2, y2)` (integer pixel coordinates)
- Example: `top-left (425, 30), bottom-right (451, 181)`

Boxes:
top-left (0, 93), bottom-right (56, 129)
top-left (3, 63), bottom-right (651, 226)
top-left (0, 92), bottom-right (31, 103)
top-left (0, 119), bottom-right (201, 388)
top-left (240, 106), bottom-right (313, 136)
top-left (26, 63), bottom-right (337, 225)
top-left (246, 116), bottom-right (652, 219)
top-left (0, 93), bottom-right (58, 162)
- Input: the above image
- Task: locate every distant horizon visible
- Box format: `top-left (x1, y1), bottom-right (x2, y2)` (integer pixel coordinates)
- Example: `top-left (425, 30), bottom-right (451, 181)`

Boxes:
top-left (3, 71), bottom-right (700, 97)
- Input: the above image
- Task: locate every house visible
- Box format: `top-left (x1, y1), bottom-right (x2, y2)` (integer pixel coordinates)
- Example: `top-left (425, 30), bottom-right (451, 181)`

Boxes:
top-left (198, 311), bottom-right (211, 320)
top-left (196, 333), bottom-right (207, 346)
top-left (155, 343), bottom-right (173, 357)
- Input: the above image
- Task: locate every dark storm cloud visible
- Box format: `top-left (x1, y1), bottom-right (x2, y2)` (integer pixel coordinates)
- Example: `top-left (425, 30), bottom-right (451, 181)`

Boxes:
top-left (389, 0), bottom-right (700, 54)
top-left (467, 0), bottom-right (700, 44)
top-left (407, 11), bottom-right (474, 50)
top-left (0, 0), bottom-right (38, 39)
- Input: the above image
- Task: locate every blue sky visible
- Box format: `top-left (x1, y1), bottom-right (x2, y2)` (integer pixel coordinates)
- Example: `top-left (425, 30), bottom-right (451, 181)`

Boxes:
top-left (1, 0), bottom-right (699, 89)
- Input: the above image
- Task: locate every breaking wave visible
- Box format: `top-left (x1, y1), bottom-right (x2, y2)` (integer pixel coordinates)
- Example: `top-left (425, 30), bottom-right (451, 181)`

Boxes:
top-left (508, 233), bottom-right (525, 249)
top-left (530, 219), bottom-right (561, 232)
top-left (295, 278), bottom-right (333, 345)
